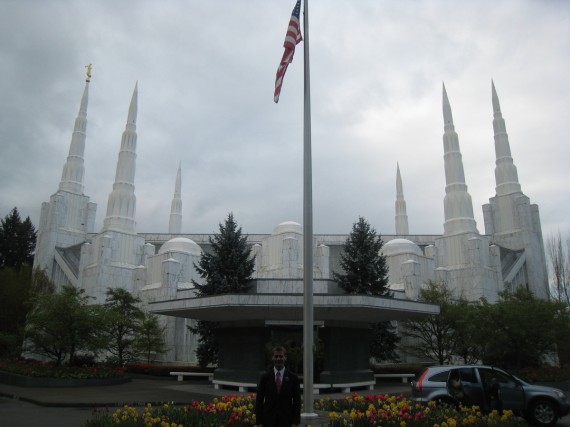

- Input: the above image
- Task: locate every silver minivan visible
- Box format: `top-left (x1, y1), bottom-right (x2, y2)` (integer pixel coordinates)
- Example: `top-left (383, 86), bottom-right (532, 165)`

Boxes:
top-left (410, 365), bottom-right (569, 427)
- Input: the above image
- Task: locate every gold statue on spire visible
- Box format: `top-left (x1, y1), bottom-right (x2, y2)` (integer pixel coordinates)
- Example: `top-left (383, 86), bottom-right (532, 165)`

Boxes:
top-left (85, 64), bottom-right (92, 82)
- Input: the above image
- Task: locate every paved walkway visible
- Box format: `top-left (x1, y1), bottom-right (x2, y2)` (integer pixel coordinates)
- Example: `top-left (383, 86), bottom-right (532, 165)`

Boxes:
top-left (4, 377), bottom-right (568, 427)
top-left (0, 376), bottom-right (410, 427)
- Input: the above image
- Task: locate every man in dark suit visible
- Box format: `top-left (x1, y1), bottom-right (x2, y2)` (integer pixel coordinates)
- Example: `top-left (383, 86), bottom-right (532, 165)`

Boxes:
top-left (255, 346), bottom-right (301, 427)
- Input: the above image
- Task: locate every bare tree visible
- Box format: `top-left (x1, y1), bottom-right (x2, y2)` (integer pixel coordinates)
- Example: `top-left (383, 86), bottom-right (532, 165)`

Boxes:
top-left (546, 231), bottom-right (570, 306)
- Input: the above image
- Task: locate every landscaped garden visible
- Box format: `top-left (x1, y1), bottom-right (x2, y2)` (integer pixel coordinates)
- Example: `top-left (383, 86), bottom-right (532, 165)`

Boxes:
top-left (82, 393), bottom-right (527, 427)
top-left (1, 359), bottom-right (567, 425)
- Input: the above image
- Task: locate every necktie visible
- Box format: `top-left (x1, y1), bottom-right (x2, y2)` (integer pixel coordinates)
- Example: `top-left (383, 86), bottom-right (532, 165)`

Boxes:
top-left (275, 371), bottom-right (282, 392)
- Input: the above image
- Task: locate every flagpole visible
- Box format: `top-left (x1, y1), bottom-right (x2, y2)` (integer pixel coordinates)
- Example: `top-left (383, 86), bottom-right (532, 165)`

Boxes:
top-left (301, 0), bottom-right (317, 420)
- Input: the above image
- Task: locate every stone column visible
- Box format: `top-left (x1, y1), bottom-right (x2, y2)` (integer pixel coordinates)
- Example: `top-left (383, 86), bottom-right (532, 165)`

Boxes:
top-left (214, 324), bottom-right (270, 383)
top-left (319, 325), bottom-right (374, 384)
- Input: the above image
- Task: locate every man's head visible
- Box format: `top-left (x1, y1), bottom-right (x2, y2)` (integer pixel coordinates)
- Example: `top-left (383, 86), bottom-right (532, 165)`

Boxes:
top-left (272, 346), bottom-right (287, 370)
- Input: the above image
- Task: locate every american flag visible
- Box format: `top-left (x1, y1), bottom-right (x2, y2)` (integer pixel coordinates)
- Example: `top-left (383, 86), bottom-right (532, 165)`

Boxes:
top-left (274, 0), bottom-right (302, 103)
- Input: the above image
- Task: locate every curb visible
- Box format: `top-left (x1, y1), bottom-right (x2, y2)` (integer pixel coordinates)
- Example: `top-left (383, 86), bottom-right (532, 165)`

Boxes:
top-left (0, 391), bottom-right (193, 408)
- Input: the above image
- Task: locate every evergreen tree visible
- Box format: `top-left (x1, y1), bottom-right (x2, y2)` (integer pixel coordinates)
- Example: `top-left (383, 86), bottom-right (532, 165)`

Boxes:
top-left (193, 212), bottom-right (255, 295)
top-left (370, 321), bottom-right (400, 362)
top-left (102, 288), bottom-right (144, 366)
top-left (0, 267), bottom-right (56, 357)
top-left (0, 207), bottom-right (37, 270)
top-left (190, 213), bottom-right (255, 366)
top-left (189, 320), bottom-right (219, 367)
top-left (0, 208), bottom-right (39, 356)
top-left (333, 217), bottom-right (390, 296)
top-left (0, 266), bottom-right (32, 356)
top-left (333, 217), bottom-right (399, 361)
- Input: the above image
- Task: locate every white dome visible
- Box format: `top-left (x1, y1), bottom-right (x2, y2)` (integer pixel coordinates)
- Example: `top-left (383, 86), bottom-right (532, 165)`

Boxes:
top-left (382, 238), bottom-right (423, 256)
top-left (158, 237), bottom-right (202, 256)
top-left (272, 221), bottom-right (303, 235)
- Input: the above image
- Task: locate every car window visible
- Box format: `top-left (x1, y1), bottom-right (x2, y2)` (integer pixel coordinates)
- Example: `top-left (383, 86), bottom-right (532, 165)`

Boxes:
top-left (491, 369), bottom-right (516, 385)
top-left (459, 368), bottom-right (477, 383)
top-left (427, 370), bottom-right (449, 382)
top-left (478, 368), bottom-right (495, 384)
top-left (479, 368), bottom-right (515, 386)
top-left (427, 368), bottom-right (480, 383)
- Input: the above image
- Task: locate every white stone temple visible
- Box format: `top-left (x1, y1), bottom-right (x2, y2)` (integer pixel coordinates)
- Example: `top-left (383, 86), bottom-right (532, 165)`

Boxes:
top-left (33, 78), bottom-right (549, 365)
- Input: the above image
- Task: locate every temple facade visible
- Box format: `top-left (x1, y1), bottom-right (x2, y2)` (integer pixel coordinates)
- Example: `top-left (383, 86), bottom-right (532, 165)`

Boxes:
top-left (33, 79), bottom-right (549, 365)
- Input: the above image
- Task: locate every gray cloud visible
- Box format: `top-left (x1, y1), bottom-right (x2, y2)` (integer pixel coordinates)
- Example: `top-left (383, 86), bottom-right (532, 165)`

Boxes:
top-left (1, 0), bottom-right (568, 240)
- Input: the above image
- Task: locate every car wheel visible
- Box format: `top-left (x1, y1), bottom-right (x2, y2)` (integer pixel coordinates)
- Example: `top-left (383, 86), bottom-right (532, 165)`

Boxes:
top-left (528, 399), bottom-right (558, 427)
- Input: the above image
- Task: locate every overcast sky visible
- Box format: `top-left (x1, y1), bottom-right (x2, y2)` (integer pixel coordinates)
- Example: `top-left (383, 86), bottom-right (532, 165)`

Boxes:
top-left (1, 0), bottom-right (569, 240)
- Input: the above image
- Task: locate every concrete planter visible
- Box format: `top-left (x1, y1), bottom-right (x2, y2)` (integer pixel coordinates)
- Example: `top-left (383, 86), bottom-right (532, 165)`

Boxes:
top-left (0, 370), bottom-right (131, 387)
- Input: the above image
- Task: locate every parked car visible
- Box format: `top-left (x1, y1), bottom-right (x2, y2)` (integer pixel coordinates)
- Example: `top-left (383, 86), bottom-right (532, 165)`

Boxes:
top-left (410, 365), bottom-right (570, 427)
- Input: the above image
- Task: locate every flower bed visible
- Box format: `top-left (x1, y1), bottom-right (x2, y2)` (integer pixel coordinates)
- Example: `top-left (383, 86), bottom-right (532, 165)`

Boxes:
top-left (82, 393), bottom-right (527, 426)
top-left (316, 393), bottom-right (526, 426)
top-left (85, 396), bottom-right (257, 427)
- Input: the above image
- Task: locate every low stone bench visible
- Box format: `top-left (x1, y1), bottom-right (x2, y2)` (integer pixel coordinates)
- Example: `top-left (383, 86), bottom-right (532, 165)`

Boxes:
top-left (300, 383), bottom-right (332, 395)
top-left (212, 379), bottom-right (257, 392)
top-left (374, 373), bottom-right (415, 383)
top-left (170, 371), bottom-right (214, 382)
top-left (332, 380), bottom-right (375, 393)
top-left (212, 380), bottom-right (333, 395)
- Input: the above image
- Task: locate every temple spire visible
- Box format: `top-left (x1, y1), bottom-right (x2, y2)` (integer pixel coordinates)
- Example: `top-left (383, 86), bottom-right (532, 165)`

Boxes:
top-left (168, 163), bottom-right (183, 234)
top-left (441, 83), bottom-right (478, 235)
top-left (102, 83), bottom-right (139, 233)
top-left (58, 80), bottom-right (89, 194)
top-left (395, 162), bottom-right (409, 235)
top-left (442, 82), bottom-right (454, 131)
top-left (127, 81), bottom-right (138, 127)
top-left (492, 81), bottom-right (521, 196)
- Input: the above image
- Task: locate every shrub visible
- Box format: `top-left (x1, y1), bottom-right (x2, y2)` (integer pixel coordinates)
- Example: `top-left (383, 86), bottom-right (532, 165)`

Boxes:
top-left (513, 365), bottom-right (570, 383)
top-left (0, 358), bottom-right (125, 379)
top-left (70, 354), bottom-right (97, 367)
